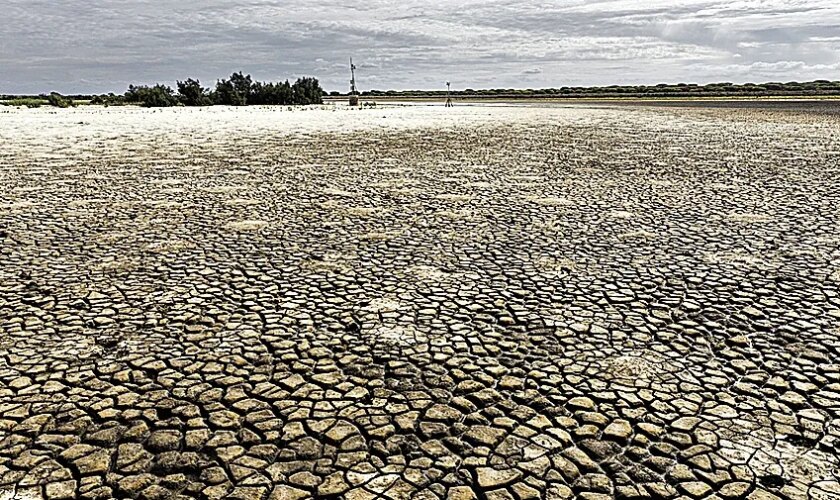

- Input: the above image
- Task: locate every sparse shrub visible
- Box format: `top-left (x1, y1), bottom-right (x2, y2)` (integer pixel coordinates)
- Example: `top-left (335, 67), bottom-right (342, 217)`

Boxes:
top-left (1, 98), bottom-right (45, 108)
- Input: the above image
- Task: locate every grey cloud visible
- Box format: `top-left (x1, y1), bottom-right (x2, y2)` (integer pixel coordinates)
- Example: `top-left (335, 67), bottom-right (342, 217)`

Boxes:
top-left (1, 0), bottom-right (838, 93)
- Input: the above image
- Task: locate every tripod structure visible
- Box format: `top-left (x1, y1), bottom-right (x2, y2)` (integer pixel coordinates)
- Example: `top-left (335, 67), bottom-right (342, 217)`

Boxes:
top-left (445, 81), bottom-right (453, 107)
top-left (349, 58), bottom-right (359, 107)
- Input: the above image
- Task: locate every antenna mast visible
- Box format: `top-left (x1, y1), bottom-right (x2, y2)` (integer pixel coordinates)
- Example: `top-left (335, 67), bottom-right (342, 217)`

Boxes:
top-left (349, 58), bottom-right (359, 107)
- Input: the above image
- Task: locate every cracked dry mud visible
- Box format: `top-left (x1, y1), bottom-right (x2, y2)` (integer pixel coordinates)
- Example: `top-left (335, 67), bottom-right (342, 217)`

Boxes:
top-left (1, 103), bottom-right (839, 500)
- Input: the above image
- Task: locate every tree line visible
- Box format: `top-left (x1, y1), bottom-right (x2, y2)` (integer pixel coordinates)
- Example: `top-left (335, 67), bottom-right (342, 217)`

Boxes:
top-left (90, 72), bottom-right (324, 107)
top-left (5, 79), bottom-right (839, 107)
top-left (348, 80), bottom-right (840, 99)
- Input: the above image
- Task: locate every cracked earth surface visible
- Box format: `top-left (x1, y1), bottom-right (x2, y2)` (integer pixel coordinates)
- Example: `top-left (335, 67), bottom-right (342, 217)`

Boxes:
top-left (1, 104), bottom-right (839, 500)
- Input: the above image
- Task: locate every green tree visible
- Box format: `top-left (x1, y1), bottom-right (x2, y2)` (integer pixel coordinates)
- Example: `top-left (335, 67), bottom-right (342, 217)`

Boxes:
top-left (177, 79), bottom-right (212, 106)
top-left (124, 84), bottom-right (178, 107)
top-left (250, 81), bottom-right (295, 105)
top-left (215, 72), bottom-right (252, 105)
top-left (291, 77), bottom-right (324, 105)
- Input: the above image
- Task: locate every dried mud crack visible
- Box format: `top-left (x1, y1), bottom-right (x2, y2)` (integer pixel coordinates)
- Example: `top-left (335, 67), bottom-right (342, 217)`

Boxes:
top-left (1, 104), bottom-right (839, 500)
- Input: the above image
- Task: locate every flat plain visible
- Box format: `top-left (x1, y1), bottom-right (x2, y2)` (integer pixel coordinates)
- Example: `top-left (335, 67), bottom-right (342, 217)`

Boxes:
top-left (1, 102), bottom-right (839, 500)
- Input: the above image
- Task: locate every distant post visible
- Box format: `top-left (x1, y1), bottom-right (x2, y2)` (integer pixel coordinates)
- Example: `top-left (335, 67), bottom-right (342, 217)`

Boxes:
top-left (349, 58), bottom-right (360, 107)
top-left (445, 82), bottom-right (453, 107)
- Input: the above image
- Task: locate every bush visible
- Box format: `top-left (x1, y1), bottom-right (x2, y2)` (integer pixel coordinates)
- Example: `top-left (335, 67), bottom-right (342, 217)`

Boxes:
top-left (125, 84), bottom-right (179, 107)
top-left (1, 98), bottom-right (45, 108)
top-left (91, 93), bottom-right (124, 106)
top-left (46, 92), bottom-right (73, 108)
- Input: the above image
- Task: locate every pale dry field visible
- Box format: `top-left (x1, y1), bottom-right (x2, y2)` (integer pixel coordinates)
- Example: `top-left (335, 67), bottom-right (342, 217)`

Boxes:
top-left (1, 103), bottom-right (839, 500)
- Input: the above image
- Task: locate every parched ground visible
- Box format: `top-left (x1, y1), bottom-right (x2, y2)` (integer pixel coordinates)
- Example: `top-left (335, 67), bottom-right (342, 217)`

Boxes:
top-left (0, 103), bottom-right (839, 500)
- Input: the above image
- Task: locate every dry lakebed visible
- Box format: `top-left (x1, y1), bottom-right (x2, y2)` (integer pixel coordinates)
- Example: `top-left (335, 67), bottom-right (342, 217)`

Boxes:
top-left (0, 102), bottom-right (839, 499)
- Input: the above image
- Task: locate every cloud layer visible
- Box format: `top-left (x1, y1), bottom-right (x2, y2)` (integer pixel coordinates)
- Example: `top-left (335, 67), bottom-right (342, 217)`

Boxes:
top-left (2, 0), bottom-right (839, 93)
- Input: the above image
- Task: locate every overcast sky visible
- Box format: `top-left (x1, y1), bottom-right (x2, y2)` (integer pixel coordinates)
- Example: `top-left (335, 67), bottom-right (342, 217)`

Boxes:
top-left (2, 0), bottom-right (839, 94)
